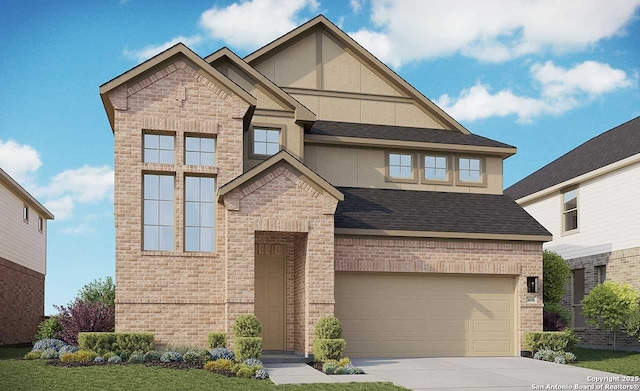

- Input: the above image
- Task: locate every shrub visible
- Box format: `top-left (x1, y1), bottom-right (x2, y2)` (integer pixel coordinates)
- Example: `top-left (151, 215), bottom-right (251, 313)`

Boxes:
top-left (58, 345), bottom-right (79, 357)
top-left (315, 316), bottom-right (343, 339)
top-left (243, 358), bottom-right (263, 367)
top-left (78, 277), bottom-right (115, 307)
top-left (60, 349), bottom-right (98, 363)
top-left (255, 369), bottom-right (269, 380)
top-left (78, 332), bottom-right (154, 354)
top-left (233, 315), bottom-right (262, 337)
top-left (32, 338), bottom-right (66, 352)
top-left (346, 365), bottom-right (365, 374)
top-left (160, 351), bottom-right (183, 363)
top-left (533, 349), bottom-right (576, 364)
top-left (236, 365), bottom-right (256, 378)
top-left (107, 355), bottom-right (122, 364)
top-left (323, 361), bottom-right (338, 374)
top-left (34, 317), bottom-right (63, 341)
top-left (183, 350), bottom-right (209, 366)
top-left (143, 350), bottom-right (161, 362)
top-left (207, 332), bottom-right (226, 349)
top-left (24, 351), bottom-right (42, 360)
top-left (543, 310), bottom-right (568, 332)
top-left (235, 337), bottom-right (262, 361)
top-left (128, 351), bottom-right (144, 363)
top-left (313, 339), bottom-right (346, 362)
top-left (582, 281), bottom-right (640, 350)
top-left (204, 358), bottom-right (235, 372)
top-left (94, 356), bottom-right (105, 363)
top-left (41, 348), bottom-right (60, 359)
top-left (55, 300), bottom-right (115, 345)
top-left (103, 352), bottom-right (116, 360)
top-left (543, 251), bottom-right (571, 304)
top-left (117, 351), bottom-right (131, 361)
top-left (338, 357), bottom-right (350, 367)
top-left (209, 347), bottom-right (235, 361)
top-left (524, 330), bottom-right (579, 353)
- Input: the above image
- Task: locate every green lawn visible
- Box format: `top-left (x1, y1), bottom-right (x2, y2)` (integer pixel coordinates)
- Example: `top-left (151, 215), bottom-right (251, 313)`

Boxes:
top-left (0, 348), bottom-right (405, 391)
top-left (572, 347), bottom-right (640, 376)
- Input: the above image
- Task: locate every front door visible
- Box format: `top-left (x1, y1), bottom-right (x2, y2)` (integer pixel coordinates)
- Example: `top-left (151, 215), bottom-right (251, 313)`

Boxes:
top-left (255, 255), bottom-right (285, 350)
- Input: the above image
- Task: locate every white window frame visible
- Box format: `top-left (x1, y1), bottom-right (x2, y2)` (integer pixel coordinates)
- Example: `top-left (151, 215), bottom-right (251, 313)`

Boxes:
top-left (562, 187), bottom-right (579, 235)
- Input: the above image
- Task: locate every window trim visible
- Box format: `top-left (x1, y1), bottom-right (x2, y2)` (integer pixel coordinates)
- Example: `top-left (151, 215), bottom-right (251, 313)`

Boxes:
top-left (23, 204), bottom-right (29, 223)
top-left (454, 156), bottom-right (486, 187)
top-left (184, 174), bottom-right (216, 253)
top-left (595, 265), bottom-right (607, 285)
top-left (572, 268), bottom-right (586, 330)
top-left (249, 123), bottom-right (286, 159)
top-left (38, 217), bottom-right (43, 233)
top-left (142, 171), bottom-right (176, 252)
top-left (420, 153), bottom-right (453, 185)
top-left (142, 130), bottom-right (176, 165)
top-left (184, 133), bottom-right (216, 167)
top-left (561, 186), bottom-right (579, 236)
top-left (385, 151), bottom-right (418, 183)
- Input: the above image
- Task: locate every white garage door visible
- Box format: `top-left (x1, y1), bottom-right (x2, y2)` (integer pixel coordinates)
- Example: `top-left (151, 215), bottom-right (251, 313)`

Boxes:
top-left (335, 272), bottom-right (517, 357)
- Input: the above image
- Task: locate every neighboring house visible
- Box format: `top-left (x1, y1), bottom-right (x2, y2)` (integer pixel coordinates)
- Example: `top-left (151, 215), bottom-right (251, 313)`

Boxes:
top-left (505, 116), bottom-right (640, 349)
top-left (99, 15), bottom-right (550, 358)
top-left (0, 168), bottom-right (54, 346)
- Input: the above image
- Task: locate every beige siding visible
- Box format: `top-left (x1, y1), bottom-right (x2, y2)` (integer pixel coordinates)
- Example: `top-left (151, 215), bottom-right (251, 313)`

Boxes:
top-left (305, 144), bottom-right (503, 194)
top-left (0, 184), bottom-right (46, 274)
top-left (245, 116), bottom-right (304, 170)
top-left (218, 63), bottom-right (292, 112)
top-left (254, 33), bottom-right (317, 89)
top-left (521, 160), bottom-right (640, 259)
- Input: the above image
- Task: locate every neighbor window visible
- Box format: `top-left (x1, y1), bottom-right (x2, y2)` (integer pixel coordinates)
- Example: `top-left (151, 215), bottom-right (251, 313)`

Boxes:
top-left (424, 155), bottom-right (448, 181)
top-left (253, 128), bottom-right (280, 156)
top-left (23, 205), bottom-right (29, 222)
top-left (562, 189), bottom-right (578, 233)
top-left (572, 268), bottom-right (586, 328)
top-left (595, 265), bottom-right (607, 284)
top-left (388, 153), bottom-right (413, 179)
top-left (458, 157), bottom-right (482, 183)
top-left (185, 136), bottom-right (215, 166)
top-left (143, 133), bottom-right (174, 164)
top-left (143, 174), bottom-right (174, 251)
top-left (38, 217), bottom-right (43, 233)
top-left (185, 176), bottom-right (215, 252)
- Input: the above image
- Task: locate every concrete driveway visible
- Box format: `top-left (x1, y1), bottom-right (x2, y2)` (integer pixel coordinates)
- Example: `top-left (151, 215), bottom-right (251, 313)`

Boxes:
top-left (351, 357), bottom-right (639, 391)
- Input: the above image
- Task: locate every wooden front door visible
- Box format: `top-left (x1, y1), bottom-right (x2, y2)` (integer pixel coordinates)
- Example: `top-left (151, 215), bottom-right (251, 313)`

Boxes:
top-left (255, 255), bottom-right (285, 350)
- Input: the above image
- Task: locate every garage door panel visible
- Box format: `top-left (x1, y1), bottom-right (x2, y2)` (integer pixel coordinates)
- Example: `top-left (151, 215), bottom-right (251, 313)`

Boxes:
top-left (335, 273), bottom-right (516, 357)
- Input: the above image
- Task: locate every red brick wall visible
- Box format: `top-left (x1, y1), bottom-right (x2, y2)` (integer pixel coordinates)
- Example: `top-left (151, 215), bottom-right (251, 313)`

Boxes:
top-left (0, 256), bottom-right (44, 345)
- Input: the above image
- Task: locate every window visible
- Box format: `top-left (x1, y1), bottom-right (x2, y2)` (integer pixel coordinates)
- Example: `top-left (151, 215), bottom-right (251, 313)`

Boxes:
top-left (388, 153), bottom-right (413, 179)
top-left (185, 176), bottom-right (215, 252)
top-left (38, 217), bottom-right (43, 233)
top-left (143, 133), bottom-right (174, 164)
top-left (458, 157), bottom-right (482, 183)
top-left (572, 269), bottom-right (586, 328)
top-left (253, 128), bottom-right (280, 156)
top-left (185, 136), bottom-right (215, 166)
top-left (424, 155), bottom-right (448, 181)
top-left (596, 265), bottom-right (607, 284)
top-left (23, 205), bottom-right (29, 222)
top-left (563, 189), bottom-right (578, 233)
top-left (143, 174), bottom-right (174, 251)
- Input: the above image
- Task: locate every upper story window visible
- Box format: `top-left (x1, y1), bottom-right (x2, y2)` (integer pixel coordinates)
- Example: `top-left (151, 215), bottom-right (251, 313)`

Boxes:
top-left (143, 133), bottom-right (174, 164)
top-left (562, 188), bottom-right (578, 233)
top-left (185, 136), bottom-right (215, 166)
top-left (388, 153), bottom-right (414, 180)
top-left (253, 128), bottom-right (280, 156)
top-left (143, 174), bottom-right (174, 251)
top-left (595, 265), bottom-right (606, 284)
top-left (23, 205), bottom-right (29, 222)
top-left (185, 176), bottom-right (216, 252)
top-left (38, 217), bottom-right (43, 233)
top-left (458, 157), bottom-right (482, 183)
top-left (424, 155), bottom-right (448, 182)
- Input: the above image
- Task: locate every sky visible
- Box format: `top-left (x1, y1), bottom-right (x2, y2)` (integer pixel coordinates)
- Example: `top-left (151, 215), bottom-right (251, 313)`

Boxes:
top-left (0, 0), bottom-right (639, 315)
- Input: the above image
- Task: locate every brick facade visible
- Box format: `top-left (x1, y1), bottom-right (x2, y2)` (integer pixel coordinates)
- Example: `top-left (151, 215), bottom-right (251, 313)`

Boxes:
top-left (561, 247), bottom-right (640, 350)
top-left (0, 256), bottom-right (44, 346)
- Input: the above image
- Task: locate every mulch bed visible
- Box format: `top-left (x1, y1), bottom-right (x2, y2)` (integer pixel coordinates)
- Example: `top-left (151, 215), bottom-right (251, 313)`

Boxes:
top-left (46, 360), bottom-right (202, 369)
top-left (308, 361), bottom-right (324, 371)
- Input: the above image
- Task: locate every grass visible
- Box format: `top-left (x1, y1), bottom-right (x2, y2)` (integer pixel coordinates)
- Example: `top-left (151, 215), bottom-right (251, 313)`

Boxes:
top-left (572, 347), bottom-right (640, 376)
top-left (0, 348), bottom-right (406, 391)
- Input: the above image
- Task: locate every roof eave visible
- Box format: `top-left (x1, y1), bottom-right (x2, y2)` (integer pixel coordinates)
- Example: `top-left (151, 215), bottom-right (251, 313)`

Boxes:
top-left (0, 169), bottom-right (54, 220)
top-left (334, 228), bottom-right (551, 242)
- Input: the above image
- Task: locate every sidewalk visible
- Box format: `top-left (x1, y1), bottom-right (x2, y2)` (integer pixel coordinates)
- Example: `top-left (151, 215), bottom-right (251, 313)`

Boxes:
top-left (265, 363), bottom-right (382, 385)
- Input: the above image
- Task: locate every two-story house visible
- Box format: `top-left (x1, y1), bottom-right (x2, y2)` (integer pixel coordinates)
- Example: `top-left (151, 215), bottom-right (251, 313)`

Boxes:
top-left (0, 168), bottom-right (54, 346)
top-left (100, 15), bottom-right (550, 358)
top-left (505, 116), bottom-right (640, 349)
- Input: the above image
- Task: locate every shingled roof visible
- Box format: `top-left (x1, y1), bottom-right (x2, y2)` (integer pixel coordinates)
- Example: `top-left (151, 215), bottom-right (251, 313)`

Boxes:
top-left (335, 187), bottom-right (551, 239)
top-left (308, 120), bottom-right (514, 149)
top-left (505, 116), bottom-right (640, 201)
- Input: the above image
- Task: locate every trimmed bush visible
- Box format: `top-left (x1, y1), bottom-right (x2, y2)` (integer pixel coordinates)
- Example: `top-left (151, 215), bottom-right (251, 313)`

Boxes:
top-left (128, 351), bottom-right (144, 363)
top-left (160, 351), bottom-right (183, 363)
top-left (233, 315), bottom-right (262, 337)
top-left (107, 355), bottom-right (122, 364)
top-left (313, 339), bottom-right (345, 362)
top-left (255, 369), bottom-right (269, 380)
top-left (236, 365), bottom-right (256, 378)
top-left (183, 350), bottom-right (209, 366)
top-left (243, 358), bottom-right (262, 367)
top-left (60, 349), bottom-right (98, 363)
top-left (41, 348), bottom-right (59, 359)
top-left (58, 345), bottom-right (79, 357)
top-left (143, 350), bottom-right (161, 362)
top-left (117, 351), bottom-right (131, 361)
top-left (204, 358), bottom-right (235, 372)
top-left (209, 347), bottom-right (235, 361)
top-left (32, 338), bottom-right (65, 352)
top-left (94, 356), bottom-right (105, 363)
top-left (543, 251), bottom-right (571, 304)
top-left (24, 351), bottom-right (42, 360)
top-left (235, 337), bottom-right (262, 361)
top-left (524, 330), bottom-right (579, 353)
top-left (34, 317), bottom-right (63, 341)
top-left (323, 361), bottom-right (338, 374)
top-left (207, 332), bottom-right (226, 349)
top-left (103, 352), bottom-right (116, 360)
top-left (78, 332), bottom-right (154, 354)
top-left (315, 316), bottom-right (343, 339)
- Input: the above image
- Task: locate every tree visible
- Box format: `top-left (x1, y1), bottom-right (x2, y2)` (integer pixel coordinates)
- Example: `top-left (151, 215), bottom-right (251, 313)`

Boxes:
top-left (582, 281), bottom-right (640, 350)
top-left (542, 251), bottom-right (571, 330)
top-left (55, 299), bottom-right (115, 345)
top-left (78, 277), bottom-right (115, 307)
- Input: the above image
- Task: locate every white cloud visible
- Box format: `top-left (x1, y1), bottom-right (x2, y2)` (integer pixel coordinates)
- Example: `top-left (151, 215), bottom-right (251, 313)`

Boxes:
top-left (45, 196), bottom-right (75, 221)
top-left (0, 139), bottom-right (42, 183)
top-left (199, 0), bottom-right (319, 50)
top-left (123, 35), bottom-right (203, 63)
top-left (349, 0), bottom-right (640, 66)
top-left (350, 0), bottom-right (364, 13)
top-left (62, 223), bottom-right (97, 235)
top-left (437, 60), bottom-right (635, 122)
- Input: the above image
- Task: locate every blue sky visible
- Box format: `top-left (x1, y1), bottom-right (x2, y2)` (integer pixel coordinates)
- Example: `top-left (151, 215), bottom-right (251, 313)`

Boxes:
top-left (0, 0), bottom-right (639, 314)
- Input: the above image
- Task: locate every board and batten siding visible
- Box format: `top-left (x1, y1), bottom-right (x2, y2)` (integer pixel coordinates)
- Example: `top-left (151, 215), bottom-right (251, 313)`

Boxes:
top-left (521, 160), bottom-right (640, 260)
top-left (0, 183), bottom-right (47, 274)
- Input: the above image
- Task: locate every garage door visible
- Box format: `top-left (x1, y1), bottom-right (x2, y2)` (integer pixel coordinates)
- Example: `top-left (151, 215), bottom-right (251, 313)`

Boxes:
top-left (335, 272), bottom-right (516, 357)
